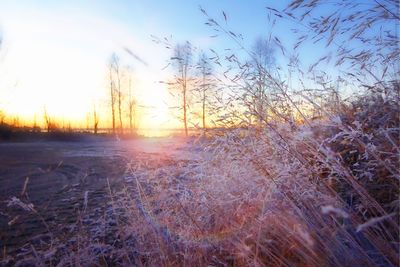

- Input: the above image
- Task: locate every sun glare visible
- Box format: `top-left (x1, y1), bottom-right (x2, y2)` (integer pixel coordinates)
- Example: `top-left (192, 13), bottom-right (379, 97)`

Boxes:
top-left (0, 4), bottom-right (178, 134)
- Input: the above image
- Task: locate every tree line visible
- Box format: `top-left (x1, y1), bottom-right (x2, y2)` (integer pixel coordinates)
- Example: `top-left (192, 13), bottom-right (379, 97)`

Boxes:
top-left (149, 36), bottom-right (277, 137)
top-left (107, 53), bottom-right (137, 135)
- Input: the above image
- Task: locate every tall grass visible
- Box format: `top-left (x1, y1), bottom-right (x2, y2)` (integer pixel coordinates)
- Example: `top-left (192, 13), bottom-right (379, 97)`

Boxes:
top-left (3, 91), bottom-right (398, 266)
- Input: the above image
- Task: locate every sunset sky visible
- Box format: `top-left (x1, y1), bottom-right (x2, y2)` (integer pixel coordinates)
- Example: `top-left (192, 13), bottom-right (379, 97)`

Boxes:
top-left (0, 0), bottom-right (325, 132)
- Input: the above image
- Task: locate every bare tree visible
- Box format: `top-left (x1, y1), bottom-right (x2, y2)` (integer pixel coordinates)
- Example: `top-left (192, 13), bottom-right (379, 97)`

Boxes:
top-left (109, 53), bottom-right (125, 135)
top-left (170, 42), bottom-right (193, 136)
top-left (93, 103), bottom-right (99, 134)
top-left (43, 107), bottom-right (52, 132)
top-left (0, 111), bottom-right (5, 124)
top-left (86, 112), bottom-right (90, 131)
top-left (108, 56), bottom-right (116, 135)
top-left (126, 67), bottom-right (136, 135)
top-left (113, 55), bottom-right (124, 134)
top-left (244, 37), bottom-right (275, 127)
top-left (33, 113), bottom-right (37, 130)
top-left (0, 32), bottom-right (4, 125)
top-left (195, 52), bottom-right (214, 130)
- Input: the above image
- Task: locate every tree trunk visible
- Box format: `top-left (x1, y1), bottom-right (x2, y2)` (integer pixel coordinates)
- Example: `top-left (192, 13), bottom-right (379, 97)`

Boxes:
top-left (202, 91), bottom-right (206, 129)
top-left (93, 107), bottom-right (98, 135)
top-left (117, 74), bottom-right (123, 135)
top-left (109, 68), bottom-right (115, 135)
top-left (129, 109), bottom-right (133, 134)
top-left (202, 73), bottom-right (206, 130)
top-left (183, 84), bottom-right (188, 137)
top-left (128, 78), bottom-right (134, 135)
top-left (182, 62), bottom-right (188, 137)
top-left (118, 91), bottom-right (123, 134)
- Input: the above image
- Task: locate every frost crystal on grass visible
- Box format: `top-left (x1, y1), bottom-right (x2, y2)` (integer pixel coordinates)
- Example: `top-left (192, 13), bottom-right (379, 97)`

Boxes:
top-left (321, 205), bottom-right (349, 218)
top-left (6, 197), bottom-right (35, 212)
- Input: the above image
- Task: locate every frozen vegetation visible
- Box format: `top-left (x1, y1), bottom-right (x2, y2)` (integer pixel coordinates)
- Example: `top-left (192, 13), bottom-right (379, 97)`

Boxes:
top-left (0, 0), bottom-right (399, 266)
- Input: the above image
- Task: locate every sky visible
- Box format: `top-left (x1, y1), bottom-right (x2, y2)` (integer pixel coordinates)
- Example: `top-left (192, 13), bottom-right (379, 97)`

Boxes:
top-left (0, 0), bottom-right (175, 129)
top-left (0, 0), bottom-right (336, 133)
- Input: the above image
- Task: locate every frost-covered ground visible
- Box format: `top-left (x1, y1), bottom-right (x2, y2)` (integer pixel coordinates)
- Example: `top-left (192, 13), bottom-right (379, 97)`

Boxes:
top-left (0, 137), bottom-right (191, 265)
top-left (0, 125), bottom-right (398, 266)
